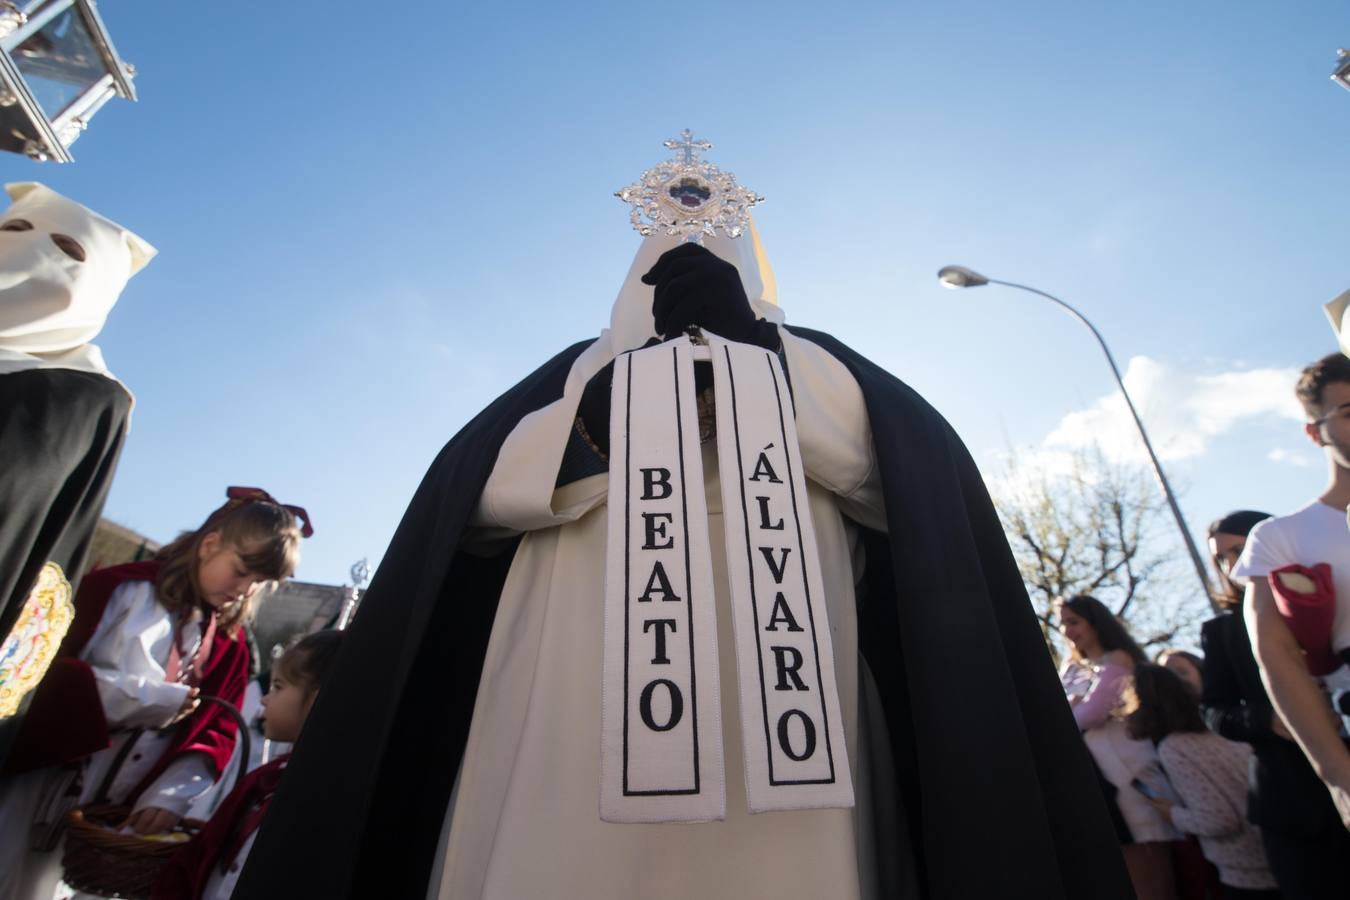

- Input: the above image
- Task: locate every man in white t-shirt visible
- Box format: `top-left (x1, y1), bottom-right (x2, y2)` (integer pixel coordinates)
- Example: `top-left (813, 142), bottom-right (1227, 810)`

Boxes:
top-left (1233, 353), bottom-right (1350, 858)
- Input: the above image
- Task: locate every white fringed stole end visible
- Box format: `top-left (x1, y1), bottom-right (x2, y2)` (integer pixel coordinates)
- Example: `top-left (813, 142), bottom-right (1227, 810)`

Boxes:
top-left (708, 334), bottom-right (854, 813)
top-left (602, 338), bottom-right (726, 823)
top-left (601, 334), bottom-right (853, 824)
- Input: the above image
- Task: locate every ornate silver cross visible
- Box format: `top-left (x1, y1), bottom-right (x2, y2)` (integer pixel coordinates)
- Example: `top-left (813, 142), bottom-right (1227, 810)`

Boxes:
top-left (616, 130), bottom-right (763, 244)
top-left (663, 129), bottom-right (712, 165)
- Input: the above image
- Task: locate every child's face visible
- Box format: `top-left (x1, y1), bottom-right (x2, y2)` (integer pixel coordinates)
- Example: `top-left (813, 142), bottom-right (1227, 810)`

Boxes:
top-left (196, 532), bottom-right (268, 611)
top-left (260, 666), bottom-right (315, 743)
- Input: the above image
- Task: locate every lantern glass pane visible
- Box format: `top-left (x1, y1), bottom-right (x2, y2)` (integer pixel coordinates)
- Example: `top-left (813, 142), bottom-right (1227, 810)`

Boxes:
top-left (12, 6), bottom-right (107, 118)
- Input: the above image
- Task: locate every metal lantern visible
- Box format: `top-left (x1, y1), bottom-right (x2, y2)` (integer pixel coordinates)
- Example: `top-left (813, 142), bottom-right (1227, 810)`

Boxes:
top-left (0, 0), bottom-right (136, 163)
top-left (1334, 48), bottom-right (1350, 93)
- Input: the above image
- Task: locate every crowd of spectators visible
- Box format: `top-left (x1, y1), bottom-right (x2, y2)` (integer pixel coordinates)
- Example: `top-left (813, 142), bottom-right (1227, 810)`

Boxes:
top-left (1055, 352), bottom-right (1350, 900)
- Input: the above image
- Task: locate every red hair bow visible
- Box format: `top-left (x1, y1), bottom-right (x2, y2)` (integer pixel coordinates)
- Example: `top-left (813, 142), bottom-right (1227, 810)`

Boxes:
top-left (226, 486), bottom-right (314, 538)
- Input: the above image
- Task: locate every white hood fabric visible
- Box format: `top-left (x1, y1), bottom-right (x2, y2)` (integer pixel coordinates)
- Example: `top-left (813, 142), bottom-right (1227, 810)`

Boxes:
top-left (606, 217), bottom-right (783, 356)
top-left (0, 182), bottom-right (156, 377)
top-left (1325, 288), bottom-right (1350, 359)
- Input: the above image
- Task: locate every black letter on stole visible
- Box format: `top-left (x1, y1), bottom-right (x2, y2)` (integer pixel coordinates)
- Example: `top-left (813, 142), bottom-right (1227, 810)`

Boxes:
top-left (749, 449), bottom-right (783, 483)
top-left (641, 467), bottom-right (673, 500)
top-left (642, 512), bottom-right (674, 549)
top-left (756, 497), bottom-right (785, 531)
top-left (640, 679), bottom-right (684, 732)
top-left (637, 560), bottom-right (681, 603)
top-left (771, 646), bottom-right (808, 691)
top-left (759, 547), bottom-right (791, 583)
top-left (766, 593), bottom-right (804, 632)
top-left (777, 709), bottom-right (818, 762)
top-left (643, 619), bottom-right (677, 664)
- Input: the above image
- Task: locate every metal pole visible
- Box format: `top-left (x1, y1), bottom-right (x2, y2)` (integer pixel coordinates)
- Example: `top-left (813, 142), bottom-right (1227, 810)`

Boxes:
top-left (987, 278), bottom-right (1219, 614)
top-left (337, 557), bottom-right (372, 629)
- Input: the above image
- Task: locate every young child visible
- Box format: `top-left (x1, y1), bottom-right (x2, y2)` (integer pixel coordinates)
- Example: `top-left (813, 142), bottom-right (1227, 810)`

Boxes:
top-left (1125, 664), bottom-right (1280, 898)
top-left (152, 629), bottom-right (343, 900)
top-left (0, 486), bottom-right (309, 899)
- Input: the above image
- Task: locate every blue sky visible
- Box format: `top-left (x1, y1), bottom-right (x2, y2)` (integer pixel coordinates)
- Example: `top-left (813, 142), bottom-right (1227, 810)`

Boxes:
top-left (7, 1), bottom-right (1348, 602)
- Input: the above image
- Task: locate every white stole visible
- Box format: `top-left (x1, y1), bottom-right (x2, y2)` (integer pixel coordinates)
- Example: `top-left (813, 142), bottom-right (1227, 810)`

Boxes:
top-left (601, 333), bottom-right (853, 823)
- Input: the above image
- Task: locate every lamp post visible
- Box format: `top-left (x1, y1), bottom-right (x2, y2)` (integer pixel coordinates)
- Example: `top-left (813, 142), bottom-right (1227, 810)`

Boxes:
top-left (937, 265), bottom-right (1218, 614)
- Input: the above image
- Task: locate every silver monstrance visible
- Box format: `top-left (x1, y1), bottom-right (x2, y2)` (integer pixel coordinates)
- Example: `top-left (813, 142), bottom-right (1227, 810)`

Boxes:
top-left (615, 129), bottom-right (763, 245)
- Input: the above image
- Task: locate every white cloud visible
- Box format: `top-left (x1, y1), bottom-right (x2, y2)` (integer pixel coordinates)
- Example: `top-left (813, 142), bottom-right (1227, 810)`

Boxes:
top-left (984, 445), bottom-right (1078, 498)
top-left (1267, 447), bottom-right (1314, 467)
top-left (1042, 357), bottom-right (1303, 464)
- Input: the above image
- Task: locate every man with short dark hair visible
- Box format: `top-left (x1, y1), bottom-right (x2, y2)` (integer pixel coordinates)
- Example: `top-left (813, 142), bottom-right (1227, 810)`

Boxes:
top-left (1231, 353), bottom-right (1350, 897)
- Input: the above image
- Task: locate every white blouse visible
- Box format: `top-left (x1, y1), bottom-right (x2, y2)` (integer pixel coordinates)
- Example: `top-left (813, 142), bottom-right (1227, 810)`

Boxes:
top-left (0, 580), bottom-right (227, 900)
top-left (78, 580), bottom-right (217, 816)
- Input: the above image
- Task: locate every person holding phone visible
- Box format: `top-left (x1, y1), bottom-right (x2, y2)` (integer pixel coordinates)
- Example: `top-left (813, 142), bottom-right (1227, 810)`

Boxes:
top-left (1126, 664), bottom-right (1279, 899)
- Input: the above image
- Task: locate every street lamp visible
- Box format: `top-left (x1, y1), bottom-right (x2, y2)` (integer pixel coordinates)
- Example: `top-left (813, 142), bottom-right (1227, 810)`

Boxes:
top-left (937, 265), bottom-right (1219, 613)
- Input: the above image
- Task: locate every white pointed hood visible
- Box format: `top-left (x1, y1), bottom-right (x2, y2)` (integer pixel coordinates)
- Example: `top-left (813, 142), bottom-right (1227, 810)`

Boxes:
top-left (606, 216), bottom-right (783, 356)
top-left (0, 182), bottom-right (157, 377)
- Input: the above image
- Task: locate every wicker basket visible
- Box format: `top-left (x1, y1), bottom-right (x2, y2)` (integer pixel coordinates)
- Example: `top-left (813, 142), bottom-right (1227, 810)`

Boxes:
top-left (60, 697), bottom-right (250, 899)
top-left (61, 805), bottom-right (199, 898)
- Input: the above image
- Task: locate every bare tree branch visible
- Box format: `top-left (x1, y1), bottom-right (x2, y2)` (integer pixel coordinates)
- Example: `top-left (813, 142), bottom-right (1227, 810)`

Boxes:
top-left (992, 444), bottom-right (1206, 660)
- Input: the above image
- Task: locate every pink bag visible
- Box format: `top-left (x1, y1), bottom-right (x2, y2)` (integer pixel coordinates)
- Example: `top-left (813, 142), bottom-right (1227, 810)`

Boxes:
top-left (1268, 562), bottom-right (1340, 675)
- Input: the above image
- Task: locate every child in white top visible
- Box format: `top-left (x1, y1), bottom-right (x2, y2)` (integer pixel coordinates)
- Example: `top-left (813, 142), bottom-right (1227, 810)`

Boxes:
top-left (0, 487), bottom-right (309, 899)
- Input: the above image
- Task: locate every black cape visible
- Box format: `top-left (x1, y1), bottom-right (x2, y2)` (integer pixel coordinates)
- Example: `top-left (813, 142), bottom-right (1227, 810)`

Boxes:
top-left (0, 368), bottom-right (131, 768)
top-left (1200, 612), bottom-right (1345, 836)
top-left (238, 330), bottom-right (1132, 899)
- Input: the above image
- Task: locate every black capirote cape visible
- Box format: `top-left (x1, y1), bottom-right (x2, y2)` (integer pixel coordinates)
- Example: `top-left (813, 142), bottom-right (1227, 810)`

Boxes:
top-left (0, 368), bottom-right (130, 769)
top-left (236, 329), bottom-right (1132, 899)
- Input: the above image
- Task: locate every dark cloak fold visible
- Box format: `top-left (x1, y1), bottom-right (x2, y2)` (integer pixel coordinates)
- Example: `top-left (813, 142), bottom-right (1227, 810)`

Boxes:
top-left (237, 331), bottom-right (1131, 900)
top-left (0, 368), bottom-right (131, 768)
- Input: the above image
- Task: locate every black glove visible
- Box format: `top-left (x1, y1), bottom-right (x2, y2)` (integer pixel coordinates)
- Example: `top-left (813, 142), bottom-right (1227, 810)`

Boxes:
top-left (642, 243), bottom-right (778, 349)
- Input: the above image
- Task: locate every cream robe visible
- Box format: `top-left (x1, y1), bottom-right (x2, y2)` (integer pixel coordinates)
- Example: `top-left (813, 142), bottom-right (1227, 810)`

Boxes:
top-left (430, 332), bottom-right (889, 900)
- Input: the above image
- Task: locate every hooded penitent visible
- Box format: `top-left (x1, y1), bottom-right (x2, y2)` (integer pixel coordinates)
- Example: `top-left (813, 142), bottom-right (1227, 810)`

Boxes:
top-left (239, 135), bottom-right (1133, 900)
top-left (0, 183), bottom-right (156, 766)
top-left (0, 181), bottom-right (156, 376)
